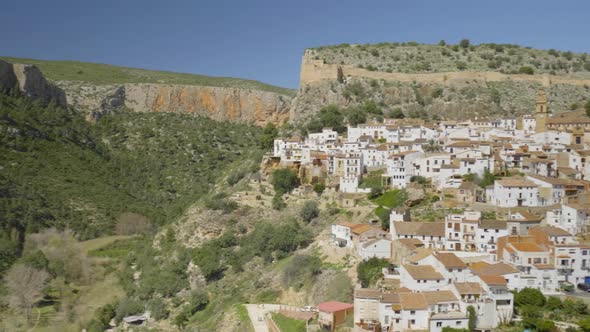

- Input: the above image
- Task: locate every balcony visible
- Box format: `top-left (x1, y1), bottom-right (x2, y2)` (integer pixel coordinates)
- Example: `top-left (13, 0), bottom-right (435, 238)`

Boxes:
top-left (558, 268), bottom-right (574, 276)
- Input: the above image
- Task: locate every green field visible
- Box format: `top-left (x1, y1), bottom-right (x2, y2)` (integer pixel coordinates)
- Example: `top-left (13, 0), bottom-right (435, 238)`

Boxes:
top-left (0, 56), bottom-right (296, 96)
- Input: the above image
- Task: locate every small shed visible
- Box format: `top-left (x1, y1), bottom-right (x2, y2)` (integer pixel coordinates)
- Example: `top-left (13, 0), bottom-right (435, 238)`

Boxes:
top-left (317, 301), bottom-right (353, 331)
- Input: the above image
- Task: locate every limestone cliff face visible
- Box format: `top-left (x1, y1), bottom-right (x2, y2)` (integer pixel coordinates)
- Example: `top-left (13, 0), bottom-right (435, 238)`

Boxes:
top-left (57, 81), bottom-right (292, 125)
top-left (0, 60), bottom-right (67, 107)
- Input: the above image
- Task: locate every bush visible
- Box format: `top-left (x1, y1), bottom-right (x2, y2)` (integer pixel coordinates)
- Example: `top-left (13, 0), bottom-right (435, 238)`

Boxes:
top-left (387, 108), bottom-right (405, 119)
top-left (187, 289), bottom-right (209, 313)
top-left (271, 168), bottom-right (299, 194)
top-left (282, 254), bottom-right (321, 290)
top-left (147, 298), bottom-right (169, 320)
top-left (312, 183), bottom-right (325, 196)
top-left (410, 175), bottom-right (427, 184)
top-left (456, 61), bottom-right (467, 70)
top-left (272, 194), bottom-right (286, 211)
top-left (204, 193), bottom-right (238, 214)
top-left (300, 201), bottom-right (320, 222)
top-left (459, 39), bottom-right (470, 48)
top-left (519, 66), bottom-right (535, 75)
top-left (515, 288), bottom-right (545, 308)
top-left (544, 296), bottom-right (563, 311)
top-left (115, 297), bottom-right (144, 323)
top-left (357, 257), bottom-right (389, 287)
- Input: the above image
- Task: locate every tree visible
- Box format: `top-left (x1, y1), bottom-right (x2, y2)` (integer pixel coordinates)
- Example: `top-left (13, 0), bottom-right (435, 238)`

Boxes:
top-left (300, 201), bottom-right (320, 222)
top-left (514, 287), bottom-right (545, 308)
top-left (467, 305), bottom-right (476, 331)
top-left (346, 107), bottom-right (367, 126)
top-left (357, 257), bottom-right (390, 287)
top-left (260, 122), bottom-right (278, 149)
top-left (460, 39), bottom-right (470, 49)
top-left (4, 263), bottom-right (49, 323)
top-left (438, 40), bottom-right (447, 46)
top-left (478, 169), bottom-right (496, 188)
top-left (387, 108), bottom-right (405, 119)
top-left (585, 100), bottom-right (590, 117)
top-left (312, 183), bottom-right (325, 196)
top-left (271, 168), bottom-right (299, 194)
top-left (115, 297), bottom-right (144, 323)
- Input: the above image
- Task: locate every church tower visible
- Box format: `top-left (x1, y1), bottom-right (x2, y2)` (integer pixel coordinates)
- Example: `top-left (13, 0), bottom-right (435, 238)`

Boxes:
top-left (535, 89), bottom-right (548, 133)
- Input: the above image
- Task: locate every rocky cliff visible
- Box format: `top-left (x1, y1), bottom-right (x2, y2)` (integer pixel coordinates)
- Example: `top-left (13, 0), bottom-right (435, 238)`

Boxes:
top-left (56, 81), bottom-right (291, 125)
top-left (0, 60), bottom-right (67, 107)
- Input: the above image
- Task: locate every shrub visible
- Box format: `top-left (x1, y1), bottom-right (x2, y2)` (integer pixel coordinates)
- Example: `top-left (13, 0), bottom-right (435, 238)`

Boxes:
top-left (518, 66), bottom-right (535, 75)
top-left (147, 298), bottom-right (169, 320)
top-left (282, 254), bottom-right (321, 290)
top-left (387, 108), bottom-right (405, 119)
top-left (272, 194), bottom-right (286, 211)
top-left (431, 87), bottom-right (444, 99)
top-left (312, 183), bottom-right (325, 196)
top-left (300, 201), bottom-right (320, 222)
top-left (115, 297), bottom-right (144, 323)
top-left (438, 40), bottom-right (446, 46)
top-left (459, 39), bottom-right (470, 48)
top-left (456, 61), bottom-right (467, 70)
top-left (410, 175), bottom-right (427, 184)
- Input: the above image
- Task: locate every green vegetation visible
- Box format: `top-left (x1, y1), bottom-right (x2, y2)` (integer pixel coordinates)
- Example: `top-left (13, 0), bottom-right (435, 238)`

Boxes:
top-left (359, 170), bottom-right (385, 190)
top-left (300, 201), bottom-right (320, 222)
top-left (373, 189), bottom-right (407, 208)
top-left (272, 168), bottom-right (300, 195)
top-left (282, 254), bottom-right (321, 290)
top-left (0, 56), bottom-right (295, 96)
top-left (357, 257), bottom-right (390, 287)
top-left (272, 313), bottom-right (306, 332)
top-left (310, 42), bottom-right (590, 77)
top-left (0, 93), bottom-right (265, 266)
top-left (512, 288), bottom-right (590, 330)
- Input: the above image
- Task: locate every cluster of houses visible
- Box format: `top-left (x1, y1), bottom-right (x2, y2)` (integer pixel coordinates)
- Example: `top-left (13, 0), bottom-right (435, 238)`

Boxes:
top-left (281, 90), bottom-right (590, 332)
top-left (273, 90), bottom-right (590, 209)
top-left (329, 207), bottom-right (590, 331)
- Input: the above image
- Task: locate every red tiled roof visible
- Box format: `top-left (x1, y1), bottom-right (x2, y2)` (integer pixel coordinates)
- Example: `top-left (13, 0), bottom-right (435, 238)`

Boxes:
top-left (318, 301), bottom-right (353, 313)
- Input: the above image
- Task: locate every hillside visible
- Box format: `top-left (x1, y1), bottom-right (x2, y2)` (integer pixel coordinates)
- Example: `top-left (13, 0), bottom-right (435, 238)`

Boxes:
top-left (292, 41), bottom-right (590, 122)
top-left (0, 57), bottom-right (294, 125)
top-left (0, 92), bottom-right (265, 268)
top-left (309, 41), bottom-right (590, 77)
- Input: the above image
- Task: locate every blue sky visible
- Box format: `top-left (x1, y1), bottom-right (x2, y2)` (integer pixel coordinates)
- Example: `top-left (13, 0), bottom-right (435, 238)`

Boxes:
top-left (1, 0), bottom-right (588, 88)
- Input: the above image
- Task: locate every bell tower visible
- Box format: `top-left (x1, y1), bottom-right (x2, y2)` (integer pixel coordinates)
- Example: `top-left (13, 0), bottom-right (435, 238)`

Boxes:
top-left (535, 89), bottom-right (548, 133)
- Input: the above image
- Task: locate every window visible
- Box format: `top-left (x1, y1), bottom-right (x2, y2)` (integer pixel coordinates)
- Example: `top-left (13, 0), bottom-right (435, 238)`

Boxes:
top-left (410, 311), bottom-right (415, 315)
top-left (410, 319), bottom-right (416, 325)
top-left (436, 322), bottom-right (443, 327)
top-left (456, 321), bottom-right (462, 326)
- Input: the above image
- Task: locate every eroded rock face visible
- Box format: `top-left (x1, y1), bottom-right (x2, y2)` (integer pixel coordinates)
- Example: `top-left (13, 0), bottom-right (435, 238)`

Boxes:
top-left (56, 81), bottom-right (292, 125)
top-left (0, 60), bottom-right (67, 107)
top-left (0, 60), bottom-right (17, 91)
top-left (124, 84), bottom-right (292, 125)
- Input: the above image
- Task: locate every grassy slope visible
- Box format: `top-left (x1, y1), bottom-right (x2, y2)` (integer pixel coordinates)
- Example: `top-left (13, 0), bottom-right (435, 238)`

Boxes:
top-left (0, 56), bottom-right (296, 96)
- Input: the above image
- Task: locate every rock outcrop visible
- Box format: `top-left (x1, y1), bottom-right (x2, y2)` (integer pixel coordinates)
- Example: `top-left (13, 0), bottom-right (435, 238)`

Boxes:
top-left (57, 81), bottom-right (292, 125)
top-left (0, 60), bottom-right (67, 107)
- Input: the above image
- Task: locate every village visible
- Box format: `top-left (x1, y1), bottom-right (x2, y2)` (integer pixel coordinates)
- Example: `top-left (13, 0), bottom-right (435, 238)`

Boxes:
top-left (268, 90), bottom-right (590, 332)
